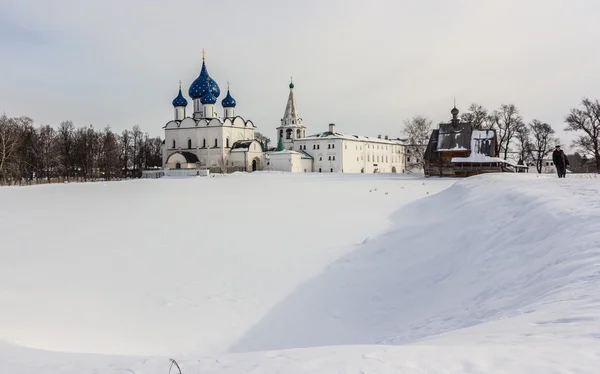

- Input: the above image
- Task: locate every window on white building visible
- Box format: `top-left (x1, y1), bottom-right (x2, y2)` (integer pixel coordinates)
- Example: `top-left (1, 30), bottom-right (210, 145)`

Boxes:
top-left (226, 138), bottom-right (230, 148)
top-left (319, 168), bottom-right (322, 172)
top-left (202, 138), bottom-right (206, 148)
top-left (368, 155), bottom-right (370, 162)
top-left (330, 168), bottom-right (333, 172)
top-left (317, 144), bottom-right (320, 149)
top-left (214, 139), bottom-right (218, 147)
top-left (319, 156), bottom-right (322, 161)
top-left (172, 139), bottom-right (176, 148)
top-left (328, 156), bottom-right (331, 160)
top-left (332, 144), bottom-right (335, 149)
top-left (333, 156), bottom-right (336, 160)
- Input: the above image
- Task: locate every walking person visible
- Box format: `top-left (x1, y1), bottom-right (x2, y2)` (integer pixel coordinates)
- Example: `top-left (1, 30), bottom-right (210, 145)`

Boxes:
top-left (552, 145), bottom-right (570, 178)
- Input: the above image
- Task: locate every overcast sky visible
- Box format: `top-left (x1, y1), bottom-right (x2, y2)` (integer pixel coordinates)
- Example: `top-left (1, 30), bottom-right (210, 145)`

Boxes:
top-left (1, 0), bottom-right (599, 150)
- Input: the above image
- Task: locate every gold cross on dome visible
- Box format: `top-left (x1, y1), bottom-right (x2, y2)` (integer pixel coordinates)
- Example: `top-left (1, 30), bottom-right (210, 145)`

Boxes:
top-left (178, 80), bottom-right (182, 89)
top-left (227, 80), bottom-right (230, 90)
top-left (202, 48), bottom-right (206, 61)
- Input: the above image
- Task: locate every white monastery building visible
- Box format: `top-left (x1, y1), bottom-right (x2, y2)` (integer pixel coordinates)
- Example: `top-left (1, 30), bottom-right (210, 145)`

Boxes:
top-left (162, 54), bottom-right (408, 174)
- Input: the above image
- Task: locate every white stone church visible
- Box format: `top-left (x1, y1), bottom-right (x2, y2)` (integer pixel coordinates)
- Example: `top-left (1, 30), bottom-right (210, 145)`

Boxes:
top-left (162, 55), bottom-right (264, 173)
top-left (162, 55), bottom-right (408, 174)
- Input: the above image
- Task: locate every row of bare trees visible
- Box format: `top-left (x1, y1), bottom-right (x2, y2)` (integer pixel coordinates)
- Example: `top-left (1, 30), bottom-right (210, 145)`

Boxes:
top-left (0, 114), bottom-right (163, 185)
top-left (403, 98), bottom-right (600, 173)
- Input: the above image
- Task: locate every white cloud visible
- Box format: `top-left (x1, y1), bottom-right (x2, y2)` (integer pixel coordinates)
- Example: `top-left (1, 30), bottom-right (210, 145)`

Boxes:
top-left (1, 0), bottom-right (598, 152)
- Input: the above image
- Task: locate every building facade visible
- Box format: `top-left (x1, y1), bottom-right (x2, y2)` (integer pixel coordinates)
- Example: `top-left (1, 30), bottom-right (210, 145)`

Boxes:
top-left (268, 82), bottom-right (407, 173)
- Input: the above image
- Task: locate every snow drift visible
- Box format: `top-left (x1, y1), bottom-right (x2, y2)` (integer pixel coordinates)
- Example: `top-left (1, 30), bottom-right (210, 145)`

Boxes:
top-left (232, 174), bottom-right (600, 354)
top-left (2, 173), bottom-right (600, 373)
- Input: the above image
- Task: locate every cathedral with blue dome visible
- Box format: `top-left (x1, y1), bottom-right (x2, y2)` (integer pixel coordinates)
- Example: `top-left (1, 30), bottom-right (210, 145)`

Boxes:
top-left (162, 52), bottom-right (265, 173)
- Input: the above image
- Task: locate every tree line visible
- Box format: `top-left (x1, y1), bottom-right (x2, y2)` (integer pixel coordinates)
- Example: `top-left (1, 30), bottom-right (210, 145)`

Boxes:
top-left (0, 114), bottom-right (163, 185)
top-left (403, 97), bottom-right (600, 173)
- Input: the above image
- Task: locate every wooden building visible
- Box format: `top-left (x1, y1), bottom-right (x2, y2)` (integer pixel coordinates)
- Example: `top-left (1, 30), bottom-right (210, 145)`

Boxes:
top-left (424, 107), bottom-right (525, 177)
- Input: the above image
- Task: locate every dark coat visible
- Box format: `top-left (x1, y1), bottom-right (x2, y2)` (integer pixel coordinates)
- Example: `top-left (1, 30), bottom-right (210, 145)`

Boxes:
top-left (552, 149), bottom-right (570, 167)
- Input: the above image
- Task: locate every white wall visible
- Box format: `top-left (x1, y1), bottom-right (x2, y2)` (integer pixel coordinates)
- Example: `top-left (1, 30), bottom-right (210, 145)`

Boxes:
top-left (300, 158), bottom-right (312, 173)
top-left (292, 136), bottom-right (405, 173)
top-left (164, 116), bottom-right (257, 170)
top-left (267, 151), bottom-right (309, 172)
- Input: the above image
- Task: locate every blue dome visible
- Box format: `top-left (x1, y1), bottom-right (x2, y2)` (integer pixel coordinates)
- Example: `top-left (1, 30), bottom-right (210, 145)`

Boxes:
top-left (201, 90), bottom-right (217, 105)
top-left (172, 88), bottom-right (188, 107)
top-left (189, 61), bottom-right (220, 100)
top-left (221, 89), bottom-right (236, 108)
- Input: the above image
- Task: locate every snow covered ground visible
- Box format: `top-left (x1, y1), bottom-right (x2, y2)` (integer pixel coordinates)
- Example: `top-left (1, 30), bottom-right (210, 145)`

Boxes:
top-left (1, 172), bottom-right (599, 373)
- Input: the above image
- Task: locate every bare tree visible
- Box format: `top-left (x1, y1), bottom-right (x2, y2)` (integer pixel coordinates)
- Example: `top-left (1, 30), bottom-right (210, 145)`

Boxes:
top-left (0, 114), bottom-right (164, 184)
top-left (38, 125), bottom-right (59, 182)
top-left (131, 125), bottom-right (143, 174)
top-left (121, 129), bottom-right (132, 177)
top-left (529, 120), bottom-right (557, 173)
top-left (491, 104), bottom-right (523, 160)
top-left (461, 103), bottom-right (491, 129)
top-left (0, 114), bottom-right (20, 181)
top-left (99, 126), bottom-right (121, 180)
top-left (565, 97), bottom-right (600, 173)
top-left (514, 121), bottom-right (532, 164)
top-left (57, 120), bottom-right (75, 180)
top-left (402, 115), bottom-right (432, 170)
top-left (254, 131), bottom-right (270, 151)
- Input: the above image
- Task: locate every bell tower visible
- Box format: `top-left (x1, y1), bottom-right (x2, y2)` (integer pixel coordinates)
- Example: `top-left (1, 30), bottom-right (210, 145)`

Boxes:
top-left (276, 78), bottom-right (306, 150)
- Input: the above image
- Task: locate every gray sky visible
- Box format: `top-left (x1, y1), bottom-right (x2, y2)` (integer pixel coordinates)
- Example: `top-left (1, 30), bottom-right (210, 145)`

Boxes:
top-left (1, 0), bottom-right (599, 151)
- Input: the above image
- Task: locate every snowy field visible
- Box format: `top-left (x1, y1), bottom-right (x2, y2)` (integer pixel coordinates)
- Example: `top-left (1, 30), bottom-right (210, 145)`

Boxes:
top-left (1, 172), bottom-right (599, 373)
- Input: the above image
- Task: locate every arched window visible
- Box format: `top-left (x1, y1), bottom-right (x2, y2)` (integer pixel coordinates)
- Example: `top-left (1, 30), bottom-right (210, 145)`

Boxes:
top-left (279, 129), bottom-right (283, 138)
top-left (188, 139), bottom-right (192, 149)
top-left (203, 138), bottom-right (206, 148)
top-left (297, 129), bottom-right (301, 138)
top-left (214, 139), bottom-right (218, 147)
top-left (319, 168), bottom-right (322, 172)
top-left (330, 168), bottom-right (333, 172)
top-left (172, 139), bottom-right (176, 148)
top-left (286, 129), bottom-right (292, 139)
top-left (226, 138), bottom-right (230, 148)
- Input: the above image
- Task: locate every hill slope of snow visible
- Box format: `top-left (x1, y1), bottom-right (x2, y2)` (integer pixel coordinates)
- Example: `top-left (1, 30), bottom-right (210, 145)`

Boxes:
top-left (2, 173), bottom-right (600, 373)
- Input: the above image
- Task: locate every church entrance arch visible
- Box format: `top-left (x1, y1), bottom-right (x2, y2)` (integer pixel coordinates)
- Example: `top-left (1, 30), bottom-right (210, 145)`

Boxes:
top-left (392, 166), bottom-right (397, 173)
top-left (251, 158), bottom-right (260, 172)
